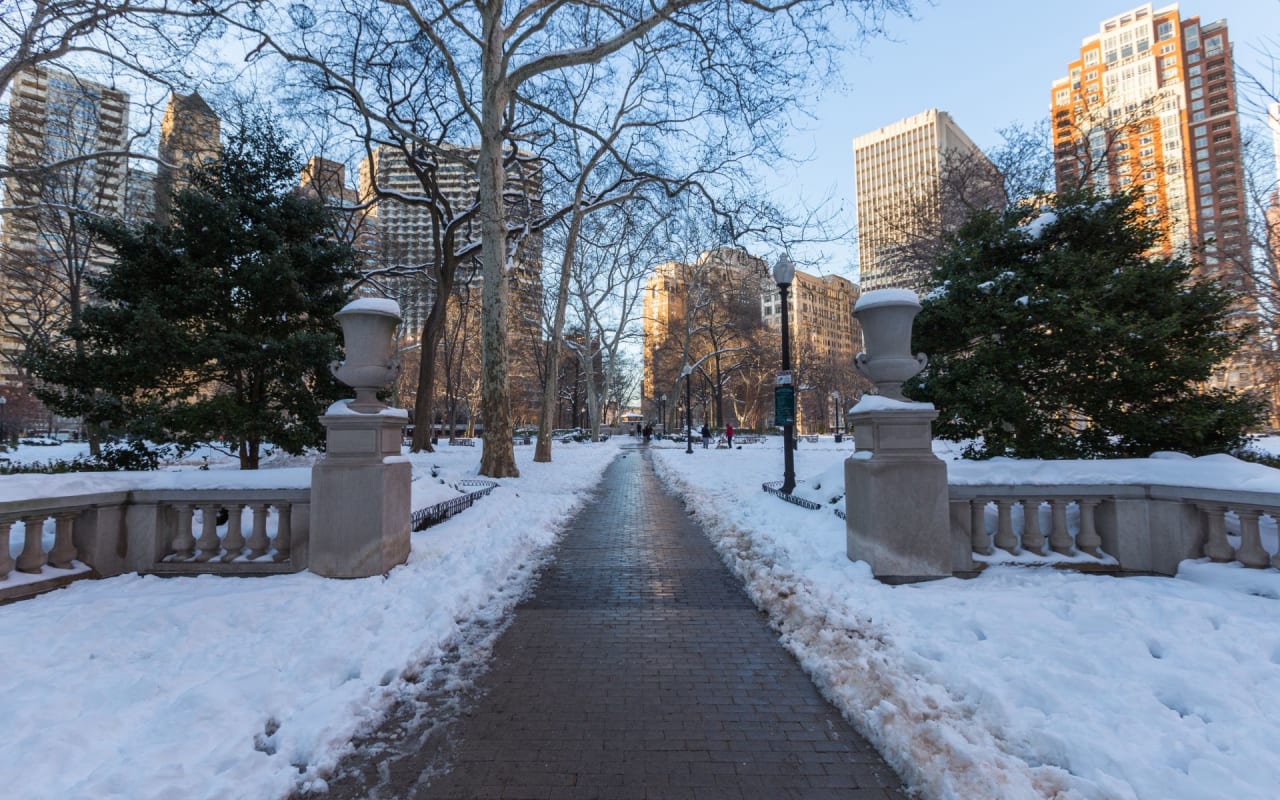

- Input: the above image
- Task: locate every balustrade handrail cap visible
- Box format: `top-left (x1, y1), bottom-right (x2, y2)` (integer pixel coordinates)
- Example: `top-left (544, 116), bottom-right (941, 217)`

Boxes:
top-left (0, 466), bottom-right (312, 505)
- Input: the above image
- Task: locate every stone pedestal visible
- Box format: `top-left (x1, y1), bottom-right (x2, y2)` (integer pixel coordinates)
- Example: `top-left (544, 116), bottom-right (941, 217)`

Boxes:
top-left (309, 404), bottom-right (410, 578)
top-left (844, 405), bottom-right (951, 582)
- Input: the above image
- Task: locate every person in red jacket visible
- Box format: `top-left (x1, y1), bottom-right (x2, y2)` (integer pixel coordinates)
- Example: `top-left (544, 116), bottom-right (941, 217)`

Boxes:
top-left (725, 423), bottom-right (734, 448)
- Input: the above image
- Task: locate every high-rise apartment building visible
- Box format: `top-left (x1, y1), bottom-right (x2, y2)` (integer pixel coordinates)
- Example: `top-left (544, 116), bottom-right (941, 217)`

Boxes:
top-left (297, 156), bottom-right (377, 262)
top-left (1051, 3), bottom-right (1247, 274)
top-left (642, 247), bottom-right (769, 429)
top-left (0, 66), bottom-right (129, 381)
top-left (154, 91), bottom-right (220, 226)
top-left (761, 270), bottom-right (865, 433)
top-left (358, 144), bottom-right (545, 424)
top-left (852, 109), bottom-right (1001, 293)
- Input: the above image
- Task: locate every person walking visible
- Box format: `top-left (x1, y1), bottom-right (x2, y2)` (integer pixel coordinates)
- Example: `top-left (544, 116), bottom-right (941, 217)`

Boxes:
top-left (700, 423), bottom-right (711, 449)
top-left (725, 423), bottom-right (734, 448)
top-left (643, 423), bottom-right (652, 443)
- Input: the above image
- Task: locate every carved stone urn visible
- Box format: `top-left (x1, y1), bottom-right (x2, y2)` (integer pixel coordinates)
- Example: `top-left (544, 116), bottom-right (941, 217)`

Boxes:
top-left (853, 289), bottom-right (928, 401)
top-left (331, 298), bottom-right (402, 412)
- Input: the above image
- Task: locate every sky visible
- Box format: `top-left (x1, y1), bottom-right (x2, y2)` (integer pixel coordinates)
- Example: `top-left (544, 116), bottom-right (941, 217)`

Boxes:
top-left (776, 0), bottom-right (1280, 282)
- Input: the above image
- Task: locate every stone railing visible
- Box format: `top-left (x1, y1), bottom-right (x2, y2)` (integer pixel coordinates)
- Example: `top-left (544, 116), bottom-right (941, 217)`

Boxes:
top-left (948, 483), bottom-right (1280, 576)
top-left (1, 488), bottom-right (310, 601)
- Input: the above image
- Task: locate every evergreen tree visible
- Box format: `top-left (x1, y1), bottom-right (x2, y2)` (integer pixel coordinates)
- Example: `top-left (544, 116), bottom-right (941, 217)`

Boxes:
top-left (25, 117), bottom-right (357, 469)
top-left (909, 189), bottom-right (1264, 459)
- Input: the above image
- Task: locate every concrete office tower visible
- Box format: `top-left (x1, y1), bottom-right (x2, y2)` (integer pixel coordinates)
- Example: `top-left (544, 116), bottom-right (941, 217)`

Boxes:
top-left (358, 144), bottom-right (545, 425)
top-left (761, 269), bottom-right (865, 434)
top-left (155, 91), bottom-right (220, 226)
top-left (0, 66), bottom-right (129, 381)
top-left (1051, 3), bottom-right (1247, 272)
top-left (852, 109), bottom-right (1000, 293)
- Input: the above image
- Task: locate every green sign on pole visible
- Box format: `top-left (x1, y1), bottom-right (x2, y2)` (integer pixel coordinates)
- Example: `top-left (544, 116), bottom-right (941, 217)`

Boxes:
top-left (774, 385), bottom-right (795, 426)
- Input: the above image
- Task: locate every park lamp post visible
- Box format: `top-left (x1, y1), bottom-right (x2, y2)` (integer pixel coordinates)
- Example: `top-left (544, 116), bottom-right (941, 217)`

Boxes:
top-left (831, 390), bottom-right (842, 442)
top-left (0, 395), bottom-right (7, 445)
top-left (660, 393), bottom-right (667, 435)
top-left (774, 254), bottom-right (796, 493)
top-left (680, 362), bottom-right (693, 455)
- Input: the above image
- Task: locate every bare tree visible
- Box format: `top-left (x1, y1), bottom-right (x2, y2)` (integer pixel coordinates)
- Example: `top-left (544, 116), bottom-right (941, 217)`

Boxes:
top-left (217, 0), bottom-right (912, 477)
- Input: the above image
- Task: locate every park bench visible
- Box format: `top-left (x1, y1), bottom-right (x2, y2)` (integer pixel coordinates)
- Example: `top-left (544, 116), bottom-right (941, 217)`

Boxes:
top-left (448, 437), bottom-right (476, 446)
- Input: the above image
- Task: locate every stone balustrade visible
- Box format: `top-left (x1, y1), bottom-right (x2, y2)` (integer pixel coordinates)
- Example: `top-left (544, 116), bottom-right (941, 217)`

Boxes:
top-left (948, 483), bottom-right (1280, 576)
top-left (1, 488), bottom-right (310, 601)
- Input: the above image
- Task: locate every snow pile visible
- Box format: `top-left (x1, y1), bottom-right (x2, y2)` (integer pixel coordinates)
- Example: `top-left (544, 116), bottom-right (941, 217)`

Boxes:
top-left (653, 445), bottom-right (1280, 800)
top-left (1020, 210), bottom-right (1058, 238)
top-left (855, 287), bottom-right (921, 311)
top-left (0, 440), bottom-right (621, 800)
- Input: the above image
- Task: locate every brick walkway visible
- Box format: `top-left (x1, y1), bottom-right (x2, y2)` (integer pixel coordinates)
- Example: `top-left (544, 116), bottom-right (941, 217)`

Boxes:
top-left (325, 445), bottom-right (907, 800)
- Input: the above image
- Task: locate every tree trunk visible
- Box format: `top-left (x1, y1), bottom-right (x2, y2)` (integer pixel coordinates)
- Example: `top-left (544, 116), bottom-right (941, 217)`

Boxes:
top-left (534, 200), bottom-right (586, 462)
top-left (476, 16), bottom-right (518, 478)
top-left (412, 257), bottom-right (457, 453)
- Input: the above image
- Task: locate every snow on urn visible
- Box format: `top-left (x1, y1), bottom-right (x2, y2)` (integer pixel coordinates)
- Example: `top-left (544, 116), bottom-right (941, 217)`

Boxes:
top-left (332, 298), bottom-right (402, 412)
top-left (853, 289), bottom-right (928, 401)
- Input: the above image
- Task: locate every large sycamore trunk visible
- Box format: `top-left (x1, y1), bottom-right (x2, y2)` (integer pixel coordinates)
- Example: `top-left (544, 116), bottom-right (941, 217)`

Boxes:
top-left (477, 21), bottom-right (518, 478)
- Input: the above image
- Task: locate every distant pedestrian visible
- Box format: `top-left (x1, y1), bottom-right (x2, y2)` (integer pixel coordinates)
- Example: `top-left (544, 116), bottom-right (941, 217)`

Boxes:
top-left (643, 423), bottom-right (652, 443)
top-left (725, 423), bottom-right (734, 448)
top-left (700, 423), bottom-right (711, 449)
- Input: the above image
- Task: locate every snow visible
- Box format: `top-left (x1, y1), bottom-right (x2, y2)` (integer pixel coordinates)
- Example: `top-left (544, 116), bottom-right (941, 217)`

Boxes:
top-left (651, 441), bottom-right (1280, 800)
top-left (338, 297), bottom-right (401, 317)
top-left (849, 395), bottom-right (936, 413)
top-left (323, 398), bottom-right (410, 418)
top-left (0, 438), bottom-right (621, 800)
top-left (1020, 209), bottom-right (1058, 238)
top-left (854, 287), bottom-right (921, 311)
top-left (6, 431), bottom-right (1280, 800)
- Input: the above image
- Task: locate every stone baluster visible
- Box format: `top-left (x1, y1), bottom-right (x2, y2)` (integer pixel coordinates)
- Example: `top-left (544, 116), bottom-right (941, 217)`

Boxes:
top-left (1233, 509), bottom-right (1269, 568)
top-left (1020, 499), bottom-right (1047, 556)
top-left (195, 504), bottom-right (222, 562)
top-left (272, 504), bottom-right (292, 562)
top-left (1076, 499), bottom-right (1102, 557)
top-left (220, 504), bottom-right (247, 562)
top-left (0, 517), bottom-right (15, 579)
top-left (17, 514), bottom-right (48, 573)
top-left (994, 499), bottom-right (1018, 554)
top-left (47, 512), bottom-right (79, 569)
top-left (246, 504), bottom-right (270, 559)
top-left (1048, 499), bottom-right (1073, 555)
top-left (171, 504), bottom-right (196, 560)
top-left (970, 499), bottom-right (991, 555)
top-left (1198, 504), bottom-right (1233, 562)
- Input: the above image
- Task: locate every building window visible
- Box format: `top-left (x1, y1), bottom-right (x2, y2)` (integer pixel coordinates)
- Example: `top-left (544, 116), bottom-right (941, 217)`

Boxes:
top-left (1188, 53), bottom-right (1200, 63)
top-left (1085, 50), bottom-right (1099, 66)
top-left (1204, 35), bottom-right (1223, 56)
top-left (1158, 21), bottom-right (1174, 39)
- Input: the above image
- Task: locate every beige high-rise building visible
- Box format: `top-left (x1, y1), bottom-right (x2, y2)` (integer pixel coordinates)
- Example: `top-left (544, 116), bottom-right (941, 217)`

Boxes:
top-left (852, 109), bottom-right (1000, 293)
top-left (154, 91), bottom-right (220, 226)
top-left (762, 270), bottom-right (864, 433)
top-left (0, 66), bottom-right (129, 381)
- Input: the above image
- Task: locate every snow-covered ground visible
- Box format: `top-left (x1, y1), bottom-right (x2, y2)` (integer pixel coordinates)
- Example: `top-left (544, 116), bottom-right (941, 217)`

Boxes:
top-left (651, 438), bottom-right (1280, 800)
top-left (0, 438), bottom-right (622, 800)
top-left (5, 433), bottom-right (1280, 800)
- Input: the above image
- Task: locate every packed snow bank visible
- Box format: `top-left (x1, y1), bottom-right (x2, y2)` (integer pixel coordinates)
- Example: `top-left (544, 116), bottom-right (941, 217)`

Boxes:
top-left (0, 439), bottom-right (620, 800)
top-left (653, 445), bottom-right (1280, 800)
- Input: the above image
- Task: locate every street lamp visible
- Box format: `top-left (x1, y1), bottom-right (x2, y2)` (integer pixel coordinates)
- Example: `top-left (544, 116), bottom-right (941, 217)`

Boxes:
top-left (680, 362), bottom-right (693, 455)
top-left (659, 393), bottom-right (667, 436)
top-left (774, 254), bottom-right (796, 493)
top-left (0, 395), bottom-right (7, 446)
top-left (831, 390), bottom-right (842, 443)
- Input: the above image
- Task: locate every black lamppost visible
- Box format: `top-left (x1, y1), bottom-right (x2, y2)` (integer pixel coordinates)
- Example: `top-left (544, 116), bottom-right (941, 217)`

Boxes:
top-left (681, 362), bottom-right (693, 455)
top-left (774, 255), bottom-right (796, 493)
top-left (831, 390), bottom-right (843, 443)
top-left (659, 393), bottom-right (667, 436)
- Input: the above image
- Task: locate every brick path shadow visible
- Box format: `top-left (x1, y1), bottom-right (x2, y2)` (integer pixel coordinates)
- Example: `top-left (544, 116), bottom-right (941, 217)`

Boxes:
top-left (319, 445), bottom-right (908, 800)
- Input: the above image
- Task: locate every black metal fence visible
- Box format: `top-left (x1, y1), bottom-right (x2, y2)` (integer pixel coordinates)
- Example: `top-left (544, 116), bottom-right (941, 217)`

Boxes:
top-left (760, 480), bottom-right (822, 510)
top-left (411, 479), bottom-right (500, 531)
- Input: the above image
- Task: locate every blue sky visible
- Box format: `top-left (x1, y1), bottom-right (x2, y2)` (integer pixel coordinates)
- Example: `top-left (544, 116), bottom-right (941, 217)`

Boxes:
top-left (775, 0), bottom-right (1279, 281)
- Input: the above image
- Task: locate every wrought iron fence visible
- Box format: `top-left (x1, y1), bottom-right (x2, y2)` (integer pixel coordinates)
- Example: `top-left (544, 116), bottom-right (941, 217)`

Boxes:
top-left (411, 479), bottom-right (500, 532)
